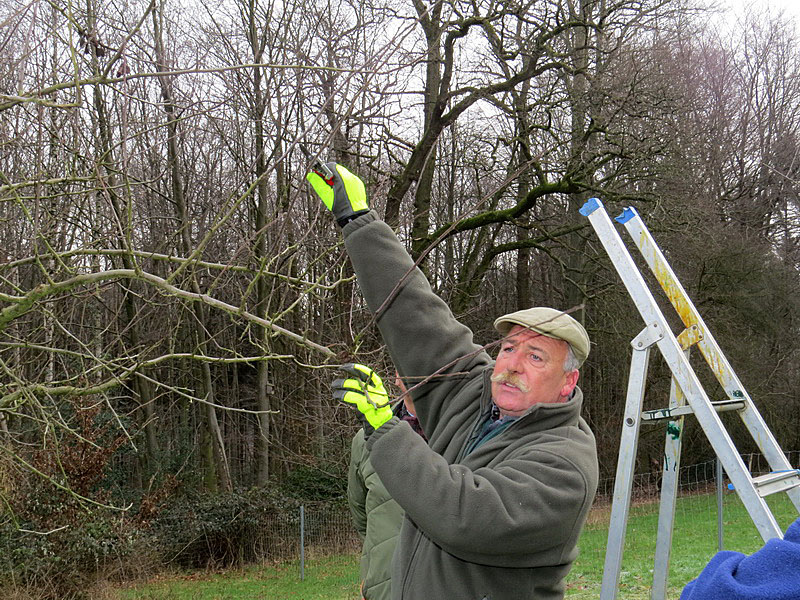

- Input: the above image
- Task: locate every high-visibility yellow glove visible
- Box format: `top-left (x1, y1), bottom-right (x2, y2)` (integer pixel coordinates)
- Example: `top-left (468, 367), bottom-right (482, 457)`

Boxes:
top-left (332, 364), bottom-right (393, 437)
top-left (306, 163), bottom-right (369, 227)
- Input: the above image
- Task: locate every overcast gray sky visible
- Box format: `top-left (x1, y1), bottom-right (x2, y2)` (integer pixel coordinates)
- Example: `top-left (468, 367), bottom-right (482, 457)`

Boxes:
top-left (720, 0), bottom-right (800, 22)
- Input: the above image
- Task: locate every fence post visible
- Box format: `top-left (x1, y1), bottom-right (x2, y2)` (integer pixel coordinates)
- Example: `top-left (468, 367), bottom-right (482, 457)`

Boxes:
top-left (300, 504), bottom-right (305, 581)
top-left (716, 458), bottom-right (724, 551)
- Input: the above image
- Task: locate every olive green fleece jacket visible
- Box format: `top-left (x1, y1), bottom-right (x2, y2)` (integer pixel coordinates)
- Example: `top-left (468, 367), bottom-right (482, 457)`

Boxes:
top-left (342, 211), bottom-right (599, 600)
top-left (348, 428), bottom-right (405, 600)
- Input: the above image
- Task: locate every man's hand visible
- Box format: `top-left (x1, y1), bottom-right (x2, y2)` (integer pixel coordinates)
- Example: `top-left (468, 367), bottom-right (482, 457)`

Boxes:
top-left (333, 364), bottom-right (393, 437)
top-left (306, 163), bottom-right (369, 227)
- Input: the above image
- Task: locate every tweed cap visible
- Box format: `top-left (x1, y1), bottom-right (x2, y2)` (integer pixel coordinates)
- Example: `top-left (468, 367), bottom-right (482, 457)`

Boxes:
top-left (493, 307), bottom-right (590, 366)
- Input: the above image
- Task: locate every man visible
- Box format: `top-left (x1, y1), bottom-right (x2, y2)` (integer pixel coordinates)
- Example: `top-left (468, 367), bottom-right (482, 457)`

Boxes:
top-left (348, 375), bottom-right (425, 600)
top-left (309, 163), bottom-right (598, 600)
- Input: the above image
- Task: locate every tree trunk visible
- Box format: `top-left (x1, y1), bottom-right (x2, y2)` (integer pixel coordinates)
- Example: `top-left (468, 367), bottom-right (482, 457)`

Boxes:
top-left (152, 1), bottom-right (231, 492)
top-left (86, 0), bottom-right (161, 484)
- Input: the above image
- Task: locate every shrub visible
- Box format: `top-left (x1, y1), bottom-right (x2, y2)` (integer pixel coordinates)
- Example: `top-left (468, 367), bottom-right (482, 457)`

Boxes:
top-left (0, 401), bottom-right (152, 599)
top-left (0, 507), bottom-right (151, 600)
top-left (151, 487), bottom-right (295, 569)
top-left (279, 462), bottom-right (347, 501)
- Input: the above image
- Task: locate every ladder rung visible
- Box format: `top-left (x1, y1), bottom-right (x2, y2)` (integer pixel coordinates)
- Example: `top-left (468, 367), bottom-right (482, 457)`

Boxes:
top-left (641, 399), bottom-right (745, 422)
top-left (752, 470), bottom-right (800, 497)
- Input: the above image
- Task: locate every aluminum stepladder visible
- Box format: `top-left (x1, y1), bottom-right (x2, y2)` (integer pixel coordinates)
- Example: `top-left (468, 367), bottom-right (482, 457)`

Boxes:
top-left (579, 198), bottom-right (800, 600)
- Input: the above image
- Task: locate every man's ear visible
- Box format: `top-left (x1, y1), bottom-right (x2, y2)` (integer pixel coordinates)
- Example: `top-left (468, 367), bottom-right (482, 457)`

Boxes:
top-left (560, 370), bottom-right (580, 399)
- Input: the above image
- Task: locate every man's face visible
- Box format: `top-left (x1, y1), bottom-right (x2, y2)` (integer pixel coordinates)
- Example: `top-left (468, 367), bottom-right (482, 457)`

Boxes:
top-left (491, 325), bottom-right (579, 417)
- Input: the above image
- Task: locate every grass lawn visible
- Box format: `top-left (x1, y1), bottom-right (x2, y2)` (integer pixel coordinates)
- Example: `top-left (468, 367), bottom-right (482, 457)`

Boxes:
top-left (117, 554), bottom-right (361, 600)
top-left (118, 491), bottom-right (797, 600)
top-left (566, 491), bottom-right (797, 599)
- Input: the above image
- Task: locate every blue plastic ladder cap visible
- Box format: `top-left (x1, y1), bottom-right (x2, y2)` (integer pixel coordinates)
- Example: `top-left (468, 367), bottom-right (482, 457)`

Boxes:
top-left (579, 197), bottom-right (602, 216)
top-left (615, 207), bottom-right (638, 224)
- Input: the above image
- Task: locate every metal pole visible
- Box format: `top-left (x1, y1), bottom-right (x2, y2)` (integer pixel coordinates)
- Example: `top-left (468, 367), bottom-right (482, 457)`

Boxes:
top-left (600, 342), bottom-right (652, 600)
top-left (300, 505), bottom-right (305, 581)
top-left (716, 459), bottom-right (724, 551)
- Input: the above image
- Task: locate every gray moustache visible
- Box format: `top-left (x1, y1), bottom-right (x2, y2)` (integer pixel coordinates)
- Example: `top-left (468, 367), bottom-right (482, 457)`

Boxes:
top-left (490, 372), bottom-right (530, 393)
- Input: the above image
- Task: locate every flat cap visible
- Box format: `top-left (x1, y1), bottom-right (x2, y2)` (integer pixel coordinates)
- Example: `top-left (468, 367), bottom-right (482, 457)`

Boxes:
top-left (494, 307), bottom-right (590, 366)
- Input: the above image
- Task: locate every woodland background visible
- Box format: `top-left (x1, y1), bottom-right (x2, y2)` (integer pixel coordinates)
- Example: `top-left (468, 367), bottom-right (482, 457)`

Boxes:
top-left (0, 0), bottom-right (799, 596)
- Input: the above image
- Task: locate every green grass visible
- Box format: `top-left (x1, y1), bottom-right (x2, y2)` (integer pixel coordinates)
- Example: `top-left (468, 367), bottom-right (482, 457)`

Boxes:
top-left (117, 554), bottom-right (360, 600)
top-left (566, 491), bottom-right (798, 598)
top-left (119, 491), bottom-right (798, 600)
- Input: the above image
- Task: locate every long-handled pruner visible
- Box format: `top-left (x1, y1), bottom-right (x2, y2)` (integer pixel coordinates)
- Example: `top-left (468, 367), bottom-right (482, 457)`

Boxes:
top-left (300, 143), bottom-right (335, 186)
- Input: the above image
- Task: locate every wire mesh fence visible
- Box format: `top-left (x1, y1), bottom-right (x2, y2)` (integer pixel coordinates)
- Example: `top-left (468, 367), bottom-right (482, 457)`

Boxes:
top-left (264, 501), bottom-right (361, 563)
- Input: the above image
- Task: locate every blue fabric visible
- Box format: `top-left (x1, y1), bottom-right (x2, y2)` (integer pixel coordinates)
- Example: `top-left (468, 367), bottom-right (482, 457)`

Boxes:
top-left (680, 517), bottom-right (800, 600)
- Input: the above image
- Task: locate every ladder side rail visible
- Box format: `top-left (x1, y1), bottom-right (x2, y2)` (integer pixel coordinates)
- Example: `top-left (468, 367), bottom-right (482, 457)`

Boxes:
top-left (600, 345), bottom-right (651, 600)
top-left (619, 208), bottom-right (751, 398)
top-left (651, 372), bottom-right (688, 600)
top-left (620, 210), bottom-right (800, 511)
top-left (581, 199), bottom-right (782, 541)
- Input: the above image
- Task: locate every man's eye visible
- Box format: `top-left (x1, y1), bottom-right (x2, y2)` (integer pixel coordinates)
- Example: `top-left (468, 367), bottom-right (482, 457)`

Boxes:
top-left (530, 354), bottom-right (542, 361)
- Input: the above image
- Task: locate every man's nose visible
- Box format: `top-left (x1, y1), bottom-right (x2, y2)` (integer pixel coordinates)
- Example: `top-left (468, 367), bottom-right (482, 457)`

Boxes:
top-left (505, 351), bottom-right (523, 372)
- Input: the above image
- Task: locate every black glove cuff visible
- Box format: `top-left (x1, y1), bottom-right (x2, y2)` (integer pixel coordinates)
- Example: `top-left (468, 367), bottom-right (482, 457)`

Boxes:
top-left (336, 210), bottom-right (370, 228)
top-left (354, 412), bottom-right (375, 439)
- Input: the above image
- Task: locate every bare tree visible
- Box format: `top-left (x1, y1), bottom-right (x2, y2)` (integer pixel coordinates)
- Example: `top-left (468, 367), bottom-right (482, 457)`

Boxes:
top-left (0, 0), bottom-right (797, 507)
